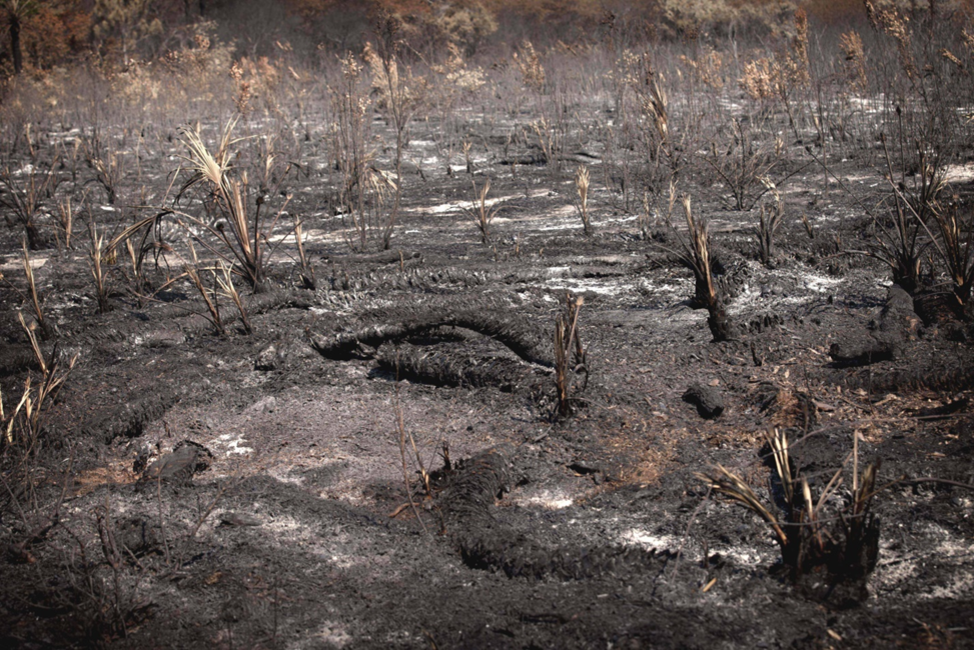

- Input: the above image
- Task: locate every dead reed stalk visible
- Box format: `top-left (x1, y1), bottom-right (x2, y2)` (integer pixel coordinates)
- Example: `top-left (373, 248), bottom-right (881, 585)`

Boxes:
top-left (465, 178), bottom-right (501, 245)
top-left (574, 165), bottom-right (591, 235)
top-left (554, 293), bottom-right (587, 419)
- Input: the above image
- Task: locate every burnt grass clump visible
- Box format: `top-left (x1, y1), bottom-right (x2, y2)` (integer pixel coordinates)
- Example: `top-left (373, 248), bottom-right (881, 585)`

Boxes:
top-left (3, 4), bottom-right (974, 648)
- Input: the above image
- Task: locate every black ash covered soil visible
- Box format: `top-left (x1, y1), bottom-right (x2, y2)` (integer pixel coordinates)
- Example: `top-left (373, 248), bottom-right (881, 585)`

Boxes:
top-left (1, 118), bottom-right (973, 650)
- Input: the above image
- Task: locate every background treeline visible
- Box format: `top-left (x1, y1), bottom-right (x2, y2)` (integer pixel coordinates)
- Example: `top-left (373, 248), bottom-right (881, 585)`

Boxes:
top-left (2, 0), bottom-right (965, 75)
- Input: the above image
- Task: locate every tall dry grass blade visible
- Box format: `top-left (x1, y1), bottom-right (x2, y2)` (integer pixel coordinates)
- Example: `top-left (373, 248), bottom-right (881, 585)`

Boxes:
top-left (21, 242), bottom-right (50, 339)
top-left (185, 266), bottom-right (224, 336)
top-left (575, 165), bottom-right (591, 235)
top-left (18, 311), bottom-right (47, 378)
top-left (697, 464), bottom-right (788, 548)
top-left (215, 262), bottom-right (251, 335)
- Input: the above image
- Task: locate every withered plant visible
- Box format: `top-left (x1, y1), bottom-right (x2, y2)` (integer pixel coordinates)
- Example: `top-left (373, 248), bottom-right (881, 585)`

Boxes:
top-left (55, 195), bottom-right (75, 251)
top-left (365, 26), bottom-right (427, 250)
top-left (464, 178), bottom-right (502, 245)
top-left (698, 428), bottom-right (881, 584)
top-left (574, 165), bottom-right (591, 236)
top-left (664, 196), bottom-right (732, 342)
top-left (331, 51), bottom-right (396, 251)
top-left (215, 261), bottom-right (252, 335)
top-left (2, 324), bottom-right (77, 455)
top-left (392, 377), bottom-right (433, 535)
top-left (292, 216), bottom-right (316, 290)
top-left (184, 261), bottom-right (253, 336)
top-left (554, 293), bottom-right (587, 419)
top-left (702, 119), bottom-right (784, 212)
top-left (20, 243), bottom-right (54, 339)
top-left (0, 158), bottom-right (60, 249)
top-left (82, 133), bottom-right (124, 205)
top-left (755, 187), bottom-right (784, 267)
top-left (87, 218), bottom-right (114, 314)
top-left (185, 264), bottom-right (225, 336)
top-left (177, 119), bottom-right (293, 292)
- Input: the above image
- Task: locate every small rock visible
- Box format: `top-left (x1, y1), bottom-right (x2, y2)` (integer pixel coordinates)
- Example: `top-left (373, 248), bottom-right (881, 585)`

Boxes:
top-left (879, 285), bottom-right (920, 335)
top-left (683, 383), bottom-right (724, 419)
top-left (249, 396), bottom-right (277, 414)
top-left (219, 512), bottom-right (261, 527)
top-left (829, 333), bottom-right (896, 366)
top-left (141, 440), bottom-right (213, 483)
top-left (255, 344), bottom-right (280, 371)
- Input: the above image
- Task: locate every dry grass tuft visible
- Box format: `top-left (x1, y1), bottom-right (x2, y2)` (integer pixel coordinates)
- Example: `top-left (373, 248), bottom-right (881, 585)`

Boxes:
top-left (464, 178), bottom-right (502, 245)
top-left (513, 40), bottom-right (546, 93)
top-left (177, 119), bottom-right (292, 292)
top-left (698, 428), bottom-right (881, 582)
top-left (839, 31), bottom-right (869, 93)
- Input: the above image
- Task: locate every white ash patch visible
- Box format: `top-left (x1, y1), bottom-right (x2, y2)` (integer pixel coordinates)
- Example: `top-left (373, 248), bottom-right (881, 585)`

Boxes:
top-left (945, 162), bottom-right (974, 184)
top-left (216, 433), bottom-right (254, 456)
top-left (510, 489), bottom-right (575, 510)
top-left (289, 622), bottom-right (353, 649)
top-left (261, 513), bottom-right (316, 544)
top-left (267, 465), bottom-right (305, 486)
top-left (0, 255), bottom-right (47, 271)
top-left (544, 276), bottom-right (631, 296)
top-left (636, 276), bottom-right (694, 301)
top-left (409, 193), bottom-right (517, 215)
top-left (873, 523), bottom-right (974, 599)
top-left (620, 527), bottom-right (775, 566)
top-left (846, 94), bottom-right (888, 115)
top-left (728, 264), bottom-right (845, 317)
top-left (620, 529), bottom-right (685, 552)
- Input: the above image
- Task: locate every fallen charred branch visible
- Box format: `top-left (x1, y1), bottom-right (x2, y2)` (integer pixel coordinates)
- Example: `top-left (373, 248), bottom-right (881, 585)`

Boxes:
top-left (310, 301), bottom-right (554, 367)
top-left (377, 341), bottom-right (547, 392)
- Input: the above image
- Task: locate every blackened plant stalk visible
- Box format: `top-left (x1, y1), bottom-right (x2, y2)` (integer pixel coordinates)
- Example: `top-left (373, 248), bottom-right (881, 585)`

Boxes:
top-left (905, 196), bottom-right (974, 309)
top-left (702, 119), bottom-right (781, 212)
top-left (554, 293), bottom-right (587, 419)
top-left (668, 196), bottom-right (732, 342)
top-left (861, 135), bottom-right (927, 293)
top-left (755, 188), bottom-right (784, 267)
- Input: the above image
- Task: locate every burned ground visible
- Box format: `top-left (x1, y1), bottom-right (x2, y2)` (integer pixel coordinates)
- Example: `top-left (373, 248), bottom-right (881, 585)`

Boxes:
top-left (2, 32), bottom-right (974, 649)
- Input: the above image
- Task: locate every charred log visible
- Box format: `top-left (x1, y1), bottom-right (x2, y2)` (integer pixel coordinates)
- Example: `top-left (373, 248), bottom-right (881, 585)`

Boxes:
top-left (376, 341), bottom-right (545, 392)
top-left (310, 302), bottom-right (554, 367)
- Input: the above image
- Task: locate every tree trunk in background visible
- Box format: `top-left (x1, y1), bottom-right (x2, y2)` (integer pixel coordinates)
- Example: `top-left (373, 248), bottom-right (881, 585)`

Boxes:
top-left (10, 12), bottom-right (22, 74)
